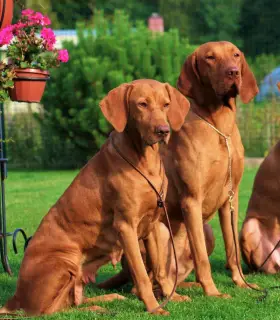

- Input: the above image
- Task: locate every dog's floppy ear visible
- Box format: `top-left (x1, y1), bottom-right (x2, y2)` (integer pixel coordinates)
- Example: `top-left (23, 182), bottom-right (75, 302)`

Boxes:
top-left (165, 83), bottom-right (190, 131)
top-left (99, 83), bottom-right (132, 132)
top-left (177, 51), bottom-right (203, 103)
top-left (239, 53), bottom-right (259, 104)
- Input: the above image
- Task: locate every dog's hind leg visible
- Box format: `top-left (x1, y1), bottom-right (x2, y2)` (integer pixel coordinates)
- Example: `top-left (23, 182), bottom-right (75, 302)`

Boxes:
top-left (42, 272), bottom-right (77, 315)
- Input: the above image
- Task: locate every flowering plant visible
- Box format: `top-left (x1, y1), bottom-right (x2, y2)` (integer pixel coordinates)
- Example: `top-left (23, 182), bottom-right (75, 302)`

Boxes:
top-left (0, 9), bottom-right (69, 69)
top-left (0, 9), bottom-right (69, 101)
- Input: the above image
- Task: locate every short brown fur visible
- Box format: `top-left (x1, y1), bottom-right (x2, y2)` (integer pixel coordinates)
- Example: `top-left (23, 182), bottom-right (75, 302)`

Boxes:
top-left (165, 41), bottom-right (259, 297)
top-left (240, 141), bottom-right (280, 274)
top-left (0, 79), bottom-right (190, 316)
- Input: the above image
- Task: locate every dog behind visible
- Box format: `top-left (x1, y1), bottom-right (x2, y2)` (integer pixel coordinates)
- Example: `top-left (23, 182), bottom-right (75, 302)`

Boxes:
top-left (240, 141), bottom-right (280, 274)
top-left (163, 41), bottom-right (259, 297)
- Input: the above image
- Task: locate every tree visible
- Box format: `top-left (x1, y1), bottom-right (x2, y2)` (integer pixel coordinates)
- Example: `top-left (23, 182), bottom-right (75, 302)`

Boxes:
top-left (50, 0), bottom-right (95, 29)
top-left (19, 0), bottom-right (159, 30)
top-left (240, 0), bottom-right (280, 56)
top-left (159, 0), bottom-right (194, 40)
top-left (41, 11), bottom-right (196, 164)
top-left (96, 0), bottom-right (158, 21)
top-left (159, 0), bottom-right (242, 46)
top-left (193, 0), bottom-right (242, 46)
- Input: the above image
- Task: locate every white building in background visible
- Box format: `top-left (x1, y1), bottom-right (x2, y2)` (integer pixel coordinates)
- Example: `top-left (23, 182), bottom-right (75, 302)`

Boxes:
top-left (54, 29), bottom-right (78, 48)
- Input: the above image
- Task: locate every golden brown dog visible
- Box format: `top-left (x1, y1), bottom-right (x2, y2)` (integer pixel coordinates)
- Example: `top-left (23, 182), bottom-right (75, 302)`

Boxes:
top-left (0, 79), bottom-right (190, 316)
top-left (163, 41), bottom-right (259, 297)
top-left (97, 222), bottom-right (215, 292)
top-left (240, 141), bottom-right (280, 274)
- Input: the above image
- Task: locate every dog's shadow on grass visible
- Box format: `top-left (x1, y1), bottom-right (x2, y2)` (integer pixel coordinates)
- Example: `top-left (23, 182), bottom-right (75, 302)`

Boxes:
top-left (86, 268), bottom-right (133, 297)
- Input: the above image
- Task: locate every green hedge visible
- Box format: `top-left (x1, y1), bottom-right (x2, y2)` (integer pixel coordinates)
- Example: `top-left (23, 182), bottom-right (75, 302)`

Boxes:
top-left (41, 10), bottom-right (196, 165)
top-left (6, 10), bottom-right (280, 168)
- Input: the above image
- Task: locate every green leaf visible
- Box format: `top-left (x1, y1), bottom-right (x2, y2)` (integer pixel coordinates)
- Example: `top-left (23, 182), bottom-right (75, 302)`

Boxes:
top-left (20, 62), bottom-right (29, 69)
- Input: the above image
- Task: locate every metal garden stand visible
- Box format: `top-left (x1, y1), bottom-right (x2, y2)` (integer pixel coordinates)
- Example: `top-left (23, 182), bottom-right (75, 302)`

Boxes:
top-left (0, 0), bottom-right (30, 275)
top-left (0, 102), bottom-right (29, 274)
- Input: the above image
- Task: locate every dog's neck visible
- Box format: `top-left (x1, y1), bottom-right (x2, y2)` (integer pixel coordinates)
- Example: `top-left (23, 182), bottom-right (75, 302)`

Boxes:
top-left (191, 96), bottom-right (237, 136)
top-left (111, 128), bottom-right (161, 174)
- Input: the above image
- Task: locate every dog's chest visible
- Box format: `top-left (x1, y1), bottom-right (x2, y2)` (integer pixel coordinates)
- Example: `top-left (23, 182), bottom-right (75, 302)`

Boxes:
top-left (202, 137), bottom-right (244, 217)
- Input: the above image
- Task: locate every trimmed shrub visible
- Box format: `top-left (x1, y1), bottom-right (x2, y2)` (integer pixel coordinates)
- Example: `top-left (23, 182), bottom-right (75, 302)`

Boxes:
top-left (41, 10), bottom-right (196, 164)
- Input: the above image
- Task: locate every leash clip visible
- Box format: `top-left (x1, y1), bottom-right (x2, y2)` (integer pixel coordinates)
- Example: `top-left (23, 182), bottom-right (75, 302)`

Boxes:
top-left (157, 199), bottom-right (164, 208)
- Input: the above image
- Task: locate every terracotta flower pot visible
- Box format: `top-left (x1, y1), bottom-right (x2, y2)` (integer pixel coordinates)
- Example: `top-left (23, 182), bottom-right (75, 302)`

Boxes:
top-left (9, 68), bottom-right (50, 103)
top-left (0, 0), bottom-right (13, 30)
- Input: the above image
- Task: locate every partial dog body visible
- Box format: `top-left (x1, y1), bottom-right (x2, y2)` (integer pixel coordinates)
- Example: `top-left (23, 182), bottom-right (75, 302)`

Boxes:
top-left (163, 41), bottom-right (259, 297)
top-left (98, 222), bottom-right (215, 291)
top-left (240, 141), bottom-right (280, 274)
top-left (0, 80), bottom-right (190, 316)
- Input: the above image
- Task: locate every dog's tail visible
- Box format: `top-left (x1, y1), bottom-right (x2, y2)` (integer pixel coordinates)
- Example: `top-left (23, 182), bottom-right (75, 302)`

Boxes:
top-left (97, 269), bottom-right (130, 290)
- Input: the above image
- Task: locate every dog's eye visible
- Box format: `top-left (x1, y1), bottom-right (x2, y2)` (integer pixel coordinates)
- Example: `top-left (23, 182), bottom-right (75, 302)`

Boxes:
top-left (139, 102), bottom-right (147, 108)
top-left (234, 53), bottom-right (240, 58)
top-left (164, 103), bottom-right (170, 108)
top-left (206, 55), bottom-right (215, 60)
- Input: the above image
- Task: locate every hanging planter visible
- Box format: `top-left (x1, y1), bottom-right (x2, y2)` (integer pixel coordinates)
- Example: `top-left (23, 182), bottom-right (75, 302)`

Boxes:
top-left (9, 68), bottom-right (50, 103)
top-left (0, 8), bottom-right (69, 103)
top-left (0, 0), bottom-right (13, 31)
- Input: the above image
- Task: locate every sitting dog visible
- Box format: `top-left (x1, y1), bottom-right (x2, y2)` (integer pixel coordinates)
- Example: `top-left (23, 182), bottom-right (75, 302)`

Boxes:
top-left (240, 141), bottom-right (280, 273)
top-left (0, 79), bottom-right (190, 316)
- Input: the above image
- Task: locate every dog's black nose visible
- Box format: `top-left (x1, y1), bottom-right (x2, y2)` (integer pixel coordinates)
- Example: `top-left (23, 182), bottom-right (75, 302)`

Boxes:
top-left (226, 67), bottom-right (239, 78)
top-left (155, 125), bottom-right (170, 136)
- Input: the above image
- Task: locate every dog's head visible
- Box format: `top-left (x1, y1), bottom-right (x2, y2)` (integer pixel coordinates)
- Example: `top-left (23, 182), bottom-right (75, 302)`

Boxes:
top-left (99, 79), bottom-right (190, 145)
top-left (177, 41), bottom-right (259, 105)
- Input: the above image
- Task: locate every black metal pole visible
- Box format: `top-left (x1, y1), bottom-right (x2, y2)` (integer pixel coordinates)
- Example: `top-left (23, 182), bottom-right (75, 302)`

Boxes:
top-left (0, 101), bottom-right (29, 275)
top-left (0, 101), bottom-right (11, 274)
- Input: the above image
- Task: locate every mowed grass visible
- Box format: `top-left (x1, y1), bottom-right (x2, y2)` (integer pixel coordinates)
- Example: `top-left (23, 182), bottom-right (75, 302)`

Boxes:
top-left (0, 168), bottom-right (280, 319)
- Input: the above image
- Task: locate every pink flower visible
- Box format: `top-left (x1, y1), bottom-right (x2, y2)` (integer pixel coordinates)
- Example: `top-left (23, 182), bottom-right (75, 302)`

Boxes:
top-left (58, 49), bottom-right (69, 63)
top-left (13, 22), bottom-right (27, 30)
top-left (27, 12), bottom-right (50, 26)
top-left (32, 12), bottom-right (44, 22)
top-left (0, 25), bottom-right (13, 45)
top-left (40, 27), bottom-right (56, 50)
top-left (21, 9), bottom-right (34, 16)
top-left (42, 15), bottom-right (51, 26)
top-left (28, 12), bottom-right (43, 25)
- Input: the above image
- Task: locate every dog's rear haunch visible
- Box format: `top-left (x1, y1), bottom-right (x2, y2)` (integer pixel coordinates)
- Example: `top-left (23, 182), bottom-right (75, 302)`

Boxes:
top-left (0, 79), bottom-right (190, 316)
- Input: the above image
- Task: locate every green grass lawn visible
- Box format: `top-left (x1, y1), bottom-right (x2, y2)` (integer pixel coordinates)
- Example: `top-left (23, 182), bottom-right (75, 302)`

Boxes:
top-left (1, 168), bottom-right (280, 319)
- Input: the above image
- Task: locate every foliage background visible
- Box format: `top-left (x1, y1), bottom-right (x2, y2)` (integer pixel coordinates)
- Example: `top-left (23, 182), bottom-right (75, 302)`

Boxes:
top-left (6, 0), bottom-right (280, 168)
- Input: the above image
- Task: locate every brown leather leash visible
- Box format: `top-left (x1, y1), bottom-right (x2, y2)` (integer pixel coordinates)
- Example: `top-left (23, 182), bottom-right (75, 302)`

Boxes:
top-left (111, 136), bottom-right (178, 313)
top-left (192, 110), bottom-right (280, 302)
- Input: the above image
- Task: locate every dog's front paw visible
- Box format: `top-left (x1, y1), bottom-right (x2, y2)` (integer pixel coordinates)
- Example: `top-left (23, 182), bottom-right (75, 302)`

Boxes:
top-left (235, 281), bottom-right (259, 289)
top-left (170, 292), bottom-right (191, 302)
top-left (150, 308), bottom-right (170, 316)
top-left (207, 293), bottom-right (231, 299)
